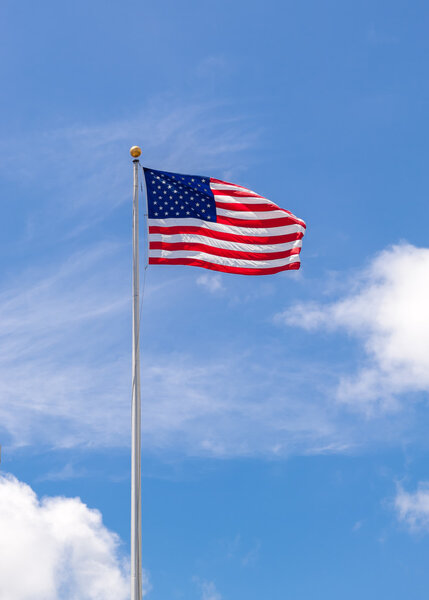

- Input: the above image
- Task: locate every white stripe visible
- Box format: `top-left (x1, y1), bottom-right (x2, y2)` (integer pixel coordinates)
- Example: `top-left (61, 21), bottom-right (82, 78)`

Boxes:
top-left (213, 194), bottom-right (267, 203)
top-left (210, 182), bottom-right (256, 193)
top-left (149, 233), bottom-right (302, 254)
top-left (215, 196), bottom-right (277, 207)
top-left (148, 218), bottom-right (306, 237)
top-left (216, 208), bottom-right (289, 220)
top-left (149, 249), bottom-right (301, 269)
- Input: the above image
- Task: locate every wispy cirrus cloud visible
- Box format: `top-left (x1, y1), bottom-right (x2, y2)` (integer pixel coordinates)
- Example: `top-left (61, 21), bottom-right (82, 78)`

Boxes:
top-left (196, 273), bottom-right (225, 294)
top-left (0, 242), bottom-right (130, 449)
top-left (193, 578), bottom-right (222, 600)
top-left (0, 99), bottom-right (258, 237)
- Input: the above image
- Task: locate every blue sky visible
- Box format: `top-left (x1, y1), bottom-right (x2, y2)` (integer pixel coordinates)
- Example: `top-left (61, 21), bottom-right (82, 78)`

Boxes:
top-left (1, 1), bottom-right (429, 599)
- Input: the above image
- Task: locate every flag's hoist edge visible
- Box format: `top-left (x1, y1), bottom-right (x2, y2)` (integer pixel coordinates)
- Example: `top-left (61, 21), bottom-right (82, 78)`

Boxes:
top-left (143, 167), bottom-right (306, 276)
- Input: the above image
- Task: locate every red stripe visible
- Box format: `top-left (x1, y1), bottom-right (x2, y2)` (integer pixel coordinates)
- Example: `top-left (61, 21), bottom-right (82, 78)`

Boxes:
top-left (149, 225), bottom-right (304, 245)
top-left (212, 189), bottom-right (263, 198)
top-left (215, 201), bottom-right (281, 212)
top-left (149, 257), bottom-right (301, 275)
top-left (217, 215), bottom-right (306, 228)
top-left (150, 242), bottom-right (301, 261)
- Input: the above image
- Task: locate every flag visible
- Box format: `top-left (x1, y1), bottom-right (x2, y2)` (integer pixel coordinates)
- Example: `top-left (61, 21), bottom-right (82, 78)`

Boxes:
top-left (143, 168), bottom-right (306, 276)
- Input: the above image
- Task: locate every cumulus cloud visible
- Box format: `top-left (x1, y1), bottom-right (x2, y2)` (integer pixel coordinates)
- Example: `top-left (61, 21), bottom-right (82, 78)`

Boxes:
top-left (277, 243), bottom-right (429, 412)
top-left (394, 483), bottom-right (429, 532)
top-left (0, 473), bottom-right (145, 600)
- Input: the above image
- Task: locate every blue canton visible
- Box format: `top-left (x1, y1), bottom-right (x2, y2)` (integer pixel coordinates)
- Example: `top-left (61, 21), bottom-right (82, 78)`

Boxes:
top-left (143, 168), bottom-right (217, 222)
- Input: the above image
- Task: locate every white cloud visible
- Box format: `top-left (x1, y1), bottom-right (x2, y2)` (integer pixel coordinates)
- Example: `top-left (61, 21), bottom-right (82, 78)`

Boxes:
top-left (194, 579), bottom-right (222, 600)
top-left (196, 273), bottom-right (225, 293)
top-left (0, 473), bottom-right (150, 600)
top-left (394, 483), bottom-right (429, 532)
top-left (277, 243), bottom-right (429, 412)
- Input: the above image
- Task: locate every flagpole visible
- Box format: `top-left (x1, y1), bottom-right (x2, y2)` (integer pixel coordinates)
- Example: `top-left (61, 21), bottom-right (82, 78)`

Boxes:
top-left (130, 145), bottom-right (142, 600)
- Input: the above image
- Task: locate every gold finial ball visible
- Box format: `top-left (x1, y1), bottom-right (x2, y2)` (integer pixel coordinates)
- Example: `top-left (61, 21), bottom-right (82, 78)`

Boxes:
top-left (130, 146), bottom-right (142, 158)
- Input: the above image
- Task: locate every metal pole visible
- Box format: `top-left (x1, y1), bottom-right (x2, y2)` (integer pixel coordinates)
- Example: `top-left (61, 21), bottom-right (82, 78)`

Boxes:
top-left (130, 146), bottom-right (142, 600)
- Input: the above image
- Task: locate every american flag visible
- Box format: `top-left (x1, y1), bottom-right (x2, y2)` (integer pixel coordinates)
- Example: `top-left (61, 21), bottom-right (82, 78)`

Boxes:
top-left (144, 167), bottom-right (306, 276)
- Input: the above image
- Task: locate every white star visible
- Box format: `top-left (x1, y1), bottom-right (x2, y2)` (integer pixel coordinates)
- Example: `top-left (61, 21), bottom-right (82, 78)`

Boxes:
top-left (186, 211), bottom-right (190, 215)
